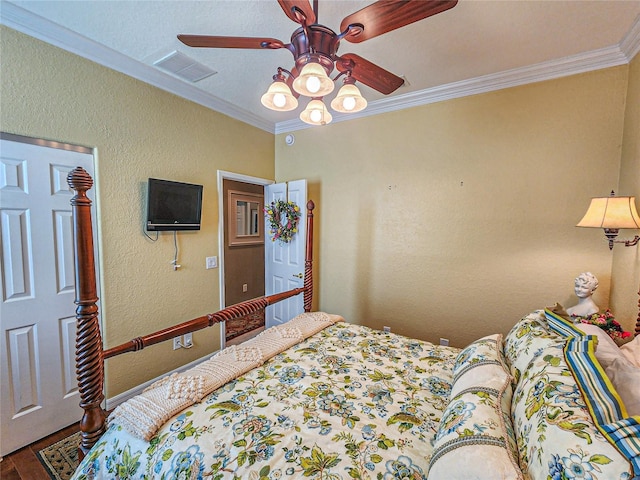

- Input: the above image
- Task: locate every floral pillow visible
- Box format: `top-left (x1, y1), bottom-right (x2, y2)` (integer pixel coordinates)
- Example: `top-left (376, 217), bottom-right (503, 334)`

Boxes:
top-left (452, 334), bottom-right (510, 393)
top-left (504, 310), bottom-right (565, 385)
top-left (428, 367), bottom-right (522, 480)
top-left (510, 313), bottom-right (634, 480)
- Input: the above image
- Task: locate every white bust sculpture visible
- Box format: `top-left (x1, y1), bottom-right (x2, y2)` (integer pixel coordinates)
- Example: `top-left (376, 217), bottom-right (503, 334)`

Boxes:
top-left (566, 272), bottom-right (599, 319)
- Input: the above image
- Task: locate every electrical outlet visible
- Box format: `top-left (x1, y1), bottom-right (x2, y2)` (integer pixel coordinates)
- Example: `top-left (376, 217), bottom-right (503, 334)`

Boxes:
top-left (173, 337), bottom-right (182, 350)
top-left (383, 326), bottom-right (391, 333)
top-left (183, 332), bottom-right (193, 348)
top-left (440, 338), bottom-right (450, 346)
top-left (242, 283), bottom-right (248, 292)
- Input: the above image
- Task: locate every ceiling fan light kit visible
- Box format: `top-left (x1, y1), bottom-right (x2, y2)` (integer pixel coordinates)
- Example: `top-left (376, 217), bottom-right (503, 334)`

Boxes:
top-left (300, 98), bottom-right (333, 126)
top-left (292, 61), bottom-right (335, 97)
top-left (261, 79), bottom-right (299, 111)
top-left (178, 0), bottom-right (458, 126)
top-left (331, 82), bottom-right (367, 113)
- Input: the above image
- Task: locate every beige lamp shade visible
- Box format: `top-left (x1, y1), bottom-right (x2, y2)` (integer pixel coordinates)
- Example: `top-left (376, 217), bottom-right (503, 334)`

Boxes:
top-left (330, 83), bottom-right (367, 113)
top-left (577, 195), bottom-right (640, 229)
top-left (292, 62), bottom-right (334, 97)
top-left (299, 99), bottom-right (332, 125)
top-left (260, 81), bottom-right (298, 111)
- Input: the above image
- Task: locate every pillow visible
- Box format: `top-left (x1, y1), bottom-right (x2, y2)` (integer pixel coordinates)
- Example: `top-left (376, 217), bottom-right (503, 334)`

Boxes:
top-left (619, 334), bottom-right (640, 368)
top-left (573, 323), bottom-right (640, 415)
top-left (605, 355), bottom-right (640, 417)
top-left (563, 336), bottom-right (640, 478)
top-left (510, 323), bottom-right (635, 480)
top-left (428, 370), bottom-right (522, 480)
top-left (544, 307), bottom-right (585, 337)
top-left (452, 334), bottom-right (510, 395)
top-left (575, 323), bottom-right (622, 369)
top-left (504, 310), bottom-right (565, 384)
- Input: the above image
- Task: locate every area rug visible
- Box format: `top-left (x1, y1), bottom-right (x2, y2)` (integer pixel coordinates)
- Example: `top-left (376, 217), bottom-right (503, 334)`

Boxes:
top-left (225, 310), bottom-right (265, 340)
top-left (37, 432), bottom-right (79, 480)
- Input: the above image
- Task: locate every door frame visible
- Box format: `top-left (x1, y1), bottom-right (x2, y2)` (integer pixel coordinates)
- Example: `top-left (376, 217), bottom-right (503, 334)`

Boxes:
top-left (216, 170), bottom-right (272, 349)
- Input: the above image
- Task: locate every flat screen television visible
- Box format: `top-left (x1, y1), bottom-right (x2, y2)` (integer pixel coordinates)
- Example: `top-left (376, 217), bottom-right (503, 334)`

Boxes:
top-left (146, 178), bottom-right (203, 231)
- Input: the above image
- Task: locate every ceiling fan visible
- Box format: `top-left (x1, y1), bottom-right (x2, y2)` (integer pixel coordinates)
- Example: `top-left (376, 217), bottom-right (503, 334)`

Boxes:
top-left (178, 0), bottom-right (458, 125)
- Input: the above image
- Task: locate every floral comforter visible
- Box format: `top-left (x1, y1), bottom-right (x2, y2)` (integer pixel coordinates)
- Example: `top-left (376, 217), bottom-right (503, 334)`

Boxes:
top-left (72, 323), bottom-right (460, 480)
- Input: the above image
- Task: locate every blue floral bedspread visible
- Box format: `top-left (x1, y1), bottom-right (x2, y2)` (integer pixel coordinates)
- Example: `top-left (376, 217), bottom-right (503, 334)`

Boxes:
top-left (72, 322), bottom-right (460, 479)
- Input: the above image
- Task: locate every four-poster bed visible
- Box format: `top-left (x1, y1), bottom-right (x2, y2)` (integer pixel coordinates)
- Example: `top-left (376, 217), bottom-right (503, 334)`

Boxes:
top-left (68, 167), bottom-right (316, 458)
top-left (67, 167), bottom-right (639, 480)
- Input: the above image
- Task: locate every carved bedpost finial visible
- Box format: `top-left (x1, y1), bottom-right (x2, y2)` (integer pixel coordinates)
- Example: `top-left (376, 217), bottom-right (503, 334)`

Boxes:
top-left (67, 166), bottom-right (94, 193)
top-left (67, 166), bottom-right (106, 460)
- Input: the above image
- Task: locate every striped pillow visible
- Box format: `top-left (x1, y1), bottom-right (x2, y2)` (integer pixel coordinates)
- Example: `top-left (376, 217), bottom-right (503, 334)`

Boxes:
top-left (507, 310), bottom-right (635, 480)
top-left (564, 336), bottom-right (640, 476)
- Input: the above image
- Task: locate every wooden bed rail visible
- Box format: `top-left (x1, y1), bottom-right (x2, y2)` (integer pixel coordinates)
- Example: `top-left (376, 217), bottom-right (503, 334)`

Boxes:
top-left (103, 288), bottom-right (304, 358)
top-left (68, 167), bottom-right (315, 459)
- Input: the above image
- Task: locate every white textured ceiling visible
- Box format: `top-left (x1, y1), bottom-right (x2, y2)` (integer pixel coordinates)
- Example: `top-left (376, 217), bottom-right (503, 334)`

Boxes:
top-left (2, 1), bottom-right (640, 133)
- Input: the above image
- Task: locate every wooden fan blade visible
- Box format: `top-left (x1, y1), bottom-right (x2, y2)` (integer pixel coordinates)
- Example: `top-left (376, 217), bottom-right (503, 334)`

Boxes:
top-left (277, 0), bottom-right (316, 25)
top-left (336, 53), bottom-right (404, 95)
top-left (340, 0), bottom-right (457, 44)
top-left (178, 35), bottom-right (285, 50)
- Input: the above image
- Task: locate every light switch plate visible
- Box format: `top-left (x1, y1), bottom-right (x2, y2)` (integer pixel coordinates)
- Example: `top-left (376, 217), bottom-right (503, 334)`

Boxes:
top-left (206, 256), bottom-right (218, 269)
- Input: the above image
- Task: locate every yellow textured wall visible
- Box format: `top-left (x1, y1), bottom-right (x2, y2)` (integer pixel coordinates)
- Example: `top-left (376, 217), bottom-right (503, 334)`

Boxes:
top-left (276, 67), bottom-right (630, 346)
top-left (2, 24), bottom-right (637, 400)
top-left (0, 27), bottom-right (274, 396)
top-left (611, 52), bottom-right (640, 331)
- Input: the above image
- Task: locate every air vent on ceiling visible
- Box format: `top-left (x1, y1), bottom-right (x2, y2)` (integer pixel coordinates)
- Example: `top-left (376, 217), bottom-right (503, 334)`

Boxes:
top-left (153, 51), bottom-right (217, 83)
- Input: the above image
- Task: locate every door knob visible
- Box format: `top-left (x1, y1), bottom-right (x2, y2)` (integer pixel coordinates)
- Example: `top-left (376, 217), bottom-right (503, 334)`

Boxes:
top-left (293, 273), bottom-right (303, 279)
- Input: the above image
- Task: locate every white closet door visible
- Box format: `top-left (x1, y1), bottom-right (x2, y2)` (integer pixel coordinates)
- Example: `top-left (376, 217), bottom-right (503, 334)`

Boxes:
top-left (0, 137), bottom-right (96, 455)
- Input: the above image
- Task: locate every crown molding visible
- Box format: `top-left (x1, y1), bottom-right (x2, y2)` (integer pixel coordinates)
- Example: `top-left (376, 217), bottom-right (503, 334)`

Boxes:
top-left (2, 2), bottom-right (637, 136)
top-left (276, 41), bottom-right (633, 133)
top-left (276, 14), bottom-right (640, 134)
top-left (621, 14), bottom-right (640, 61)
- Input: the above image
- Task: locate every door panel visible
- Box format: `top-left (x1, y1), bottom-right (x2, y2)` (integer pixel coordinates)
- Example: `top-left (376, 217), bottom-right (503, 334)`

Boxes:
top-left (0, 137), bottom-right (95, 455)
top-left (264, 180), bottom-right (307, 328)
top-left (1, 208), bottom-right (33, 300)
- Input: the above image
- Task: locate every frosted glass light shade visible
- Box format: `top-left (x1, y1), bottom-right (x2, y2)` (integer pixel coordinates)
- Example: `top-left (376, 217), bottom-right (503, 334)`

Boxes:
top-left (330, 83), bottom-right (367, 113)
top-left (300, 99), bottom-right (332, 125)
top-left (577, 195), bottom-right (640, 229)
top-left (292, 62), bottom-right (334, 97)
top-left (261, 81), bottom-right (298, 111)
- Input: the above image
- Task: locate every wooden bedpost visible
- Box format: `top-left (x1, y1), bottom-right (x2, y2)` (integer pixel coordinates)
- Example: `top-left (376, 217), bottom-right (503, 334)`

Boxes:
top-left (304, 200), bottom-right (315, 312)
top-left (68, 167), bottom-right (106, 461)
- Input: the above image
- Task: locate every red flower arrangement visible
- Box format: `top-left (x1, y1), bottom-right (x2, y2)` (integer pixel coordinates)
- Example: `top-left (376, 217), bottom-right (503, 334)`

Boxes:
top-left (577, 309), bottom-right (632, 341)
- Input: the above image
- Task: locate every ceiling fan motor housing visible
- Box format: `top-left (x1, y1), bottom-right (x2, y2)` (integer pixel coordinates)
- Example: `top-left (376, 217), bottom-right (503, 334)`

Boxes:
top-left (291, 25), bottom-right (338, 75)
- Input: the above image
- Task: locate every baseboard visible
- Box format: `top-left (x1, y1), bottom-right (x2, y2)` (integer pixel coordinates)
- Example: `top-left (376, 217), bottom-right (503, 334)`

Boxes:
top-left (104, 351), bottom-right (217, 410)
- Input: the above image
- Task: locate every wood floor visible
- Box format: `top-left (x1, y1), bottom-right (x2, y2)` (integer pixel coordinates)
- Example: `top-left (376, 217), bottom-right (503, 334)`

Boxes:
top-left (1, 422), bottom-right (79, 479)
